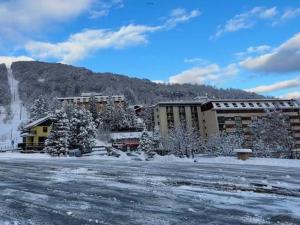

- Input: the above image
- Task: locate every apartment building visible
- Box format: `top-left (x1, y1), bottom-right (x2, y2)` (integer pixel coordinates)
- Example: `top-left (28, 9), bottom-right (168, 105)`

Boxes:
top-left (154, 99), bottom-right (300, 147)
top-left (57, 93), bottom-right (125, 112)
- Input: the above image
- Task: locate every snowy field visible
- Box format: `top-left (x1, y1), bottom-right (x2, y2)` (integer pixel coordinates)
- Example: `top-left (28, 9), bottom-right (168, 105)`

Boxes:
top-left (0, 153), bottom-right (300, 225)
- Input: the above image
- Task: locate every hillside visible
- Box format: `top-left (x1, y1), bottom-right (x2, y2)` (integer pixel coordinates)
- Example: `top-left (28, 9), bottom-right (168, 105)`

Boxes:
top-left (0, 64), bottom-right (10, 106)
top-left (10, 61), bottom-right (263, 107)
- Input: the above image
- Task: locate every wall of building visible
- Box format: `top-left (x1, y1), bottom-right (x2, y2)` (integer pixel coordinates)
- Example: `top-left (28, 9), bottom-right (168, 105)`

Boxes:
top-left (154, 99), bottom-right (300, 147)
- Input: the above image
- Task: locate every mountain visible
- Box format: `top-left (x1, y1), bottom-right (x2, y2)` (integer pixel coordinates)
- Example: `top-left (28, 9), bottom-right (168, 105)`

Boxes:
top-left (0, 64), bottom-right (11, 106)
top-left (4, 61), bottom-right (263, 107)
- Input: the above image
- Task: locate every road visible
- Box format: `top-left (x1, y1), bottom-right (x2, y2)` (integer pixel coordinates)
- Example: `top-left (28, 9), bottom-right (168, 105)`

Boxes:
top-left (0, 157), bottom-right (299, 225)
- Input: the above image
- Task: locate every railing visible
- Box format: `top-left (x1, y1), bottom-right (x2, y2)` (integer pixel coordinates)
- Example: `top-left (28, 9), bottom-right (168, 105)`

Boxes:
top-left (21, 142), bottom-right (46, 151)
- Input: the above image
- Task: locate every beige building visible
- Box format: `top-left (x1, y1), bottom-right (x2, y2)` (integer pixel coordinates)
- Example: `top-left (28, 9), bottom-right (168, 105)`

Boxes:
top-left (57, 93), bottom-right (125, 112)
top-left (154, 99), bottom-right (300, 147)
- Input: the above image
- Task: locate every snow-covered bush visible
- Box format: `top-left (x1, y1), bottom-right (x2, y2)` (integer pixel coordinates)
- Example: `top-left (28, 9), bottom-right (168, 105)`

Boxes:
top-left (162, 123), bottom-right (204, 158)
top-left (204, 132), bottom-right (244, 156)
top-left (44, 109), bottom-right (69, 156)
top-left (249, 109), bottom-right (295, 157)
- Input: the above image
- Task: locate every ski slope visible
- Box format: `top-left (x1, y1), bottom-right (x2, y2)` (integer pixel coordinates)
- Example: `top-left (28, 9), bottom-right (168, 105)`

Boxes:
top-left (0, 64), bottom-right (27, 149)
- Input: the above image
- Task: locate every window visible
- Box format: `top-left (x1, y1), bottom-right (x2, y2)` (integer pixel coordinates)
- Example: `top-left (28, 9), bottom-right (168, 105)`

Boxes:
top-left (264, 102), bottom-right (270, 107)
top-left (43, 127), bottom-right (48, 133)
top-left (235, 116), bottom-right (242, 131)
top-left (178, 106), bottom-right (186, 122)
top-left (232, 103), bottom-right (238, 107)
top-left (249, 103), bottom-right (254, 107)
top-left (224, 103), bottom-right (230, 107)
top-left (279, 102), bottom-right (286, 107)
top-left (218, 117), bottom-right (226, 131)
top-left (191, 106), bottom-right (199, 130)
top-left (216, 103), bottom-right (221, 107)
top-left (257, 102), bottom-right (262, 107)
top-left (241, 103), bottom-right (246, 107)
top-left (166, 106), bottom-right (174, 129)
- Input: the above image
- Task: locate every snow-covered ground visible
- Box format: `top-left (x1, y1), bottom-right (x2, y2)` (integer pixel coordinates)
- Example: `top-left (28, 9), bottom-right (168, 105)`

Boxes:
top-left (0, 64), bottom-right (27, 150)
top-left (0, 153), bottom-right (299, 225)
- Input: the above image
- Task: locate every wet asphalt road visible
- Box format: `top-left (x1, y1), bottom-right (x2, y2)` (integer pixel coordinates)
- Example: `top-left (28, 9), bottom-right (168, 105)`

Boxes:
top-left (0, 157), bottom-right (300, 225)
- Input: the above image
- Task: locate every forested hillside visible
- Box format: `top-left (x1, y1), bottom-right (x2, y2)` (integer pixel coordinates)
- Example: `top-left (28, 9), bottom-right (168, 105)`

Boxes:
top-left (0, 64), bottom-right (10, 106)
top-left (11, 61), bottom-right (263, 107)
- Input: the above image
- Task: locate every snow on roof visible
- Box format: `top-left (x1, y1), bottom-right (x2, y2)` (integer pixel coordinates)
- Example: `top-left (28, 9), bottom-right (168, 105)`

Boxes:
top-left (233, 149), bottom-right (252, 153)
top-left (24, 116), bottom-right (51, 129)
top-left (110, 132), bottom-right (151, 140)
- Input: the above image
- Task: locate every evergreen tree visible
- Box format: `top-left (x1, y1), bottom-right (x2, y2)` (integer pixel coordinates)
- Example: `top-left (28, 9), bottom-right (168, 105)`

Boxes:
top-left (44, 109), bottom-right (69, 156)
top-left (138, 130), bottom-right (155, 153)
top-left (30, 95), bottom-right (49, 121)
top-left (89, 95), bottom-right (100, 127)
top-left (69, 107), bottom-right (97, 153)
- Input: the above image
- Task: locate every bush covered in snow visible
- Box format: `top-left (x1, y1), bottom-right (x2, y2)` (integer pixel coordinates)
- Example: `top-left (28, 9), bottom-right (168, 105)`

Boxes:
top-left (204, 132), bottom-right (244, 156)
top-left (249, 109), bottom-right (296, 158)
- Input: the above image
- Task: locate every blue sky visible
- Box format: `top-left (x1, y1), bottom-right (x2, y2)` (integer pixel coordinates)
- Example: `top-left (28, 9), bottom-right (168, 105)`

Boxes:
top-left (0, 0), bottom-right (300, 99)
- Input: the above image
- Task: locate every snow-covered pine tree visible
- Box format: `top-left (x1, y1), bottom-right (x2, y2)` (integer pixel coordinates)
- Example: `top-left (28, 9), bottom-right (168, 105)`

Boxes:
top-left (89, 94), bottom-right (100, 127)
top-left (98, 97), bottom-right (114, 131)
top-left (152, 126), bottom-right (161, 149)
top-left (249, 109), bottom-right (295, 157)
top-left (138, 130), bottom-right (155, 153)
top-left (30, 95), bottom-right (49, 121)
top-left (69, 107), bottom-right (97, 153)
top-left (44, 109), bottom-right (69, 156)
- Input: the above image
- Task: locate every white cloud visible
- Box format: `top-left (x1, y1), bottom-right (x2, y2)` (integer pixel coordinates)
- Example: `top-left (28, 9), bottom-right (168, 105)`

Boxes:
top-left (184, 57), bottom-right (209, 65)
top-left (0, 0), bottom-right (124, 43)
top-left (279, 91), bottom-right (300, 99)
top-left (89, 0), bottom-right (124, 19)
top-left (26, 25), bottom-right (160, 64)
top-left (152, 80), bottom-right (165, 84)
top-left (164, 8), bottom-right (201, 29)
top-left (0, 56), bottom-right (34, 67)
top-left (25, 8), bottom-right (200, 64)
top-left (169, 64), bottom-right (238, 85)
top-left (235, 45), bottom-right (272, 58)
top-left (212, 7), bottom-right (278, 39)
top-left (240, 33), bottom-right (300, 73)
top-left (245, 77), bottom-right (300, 93)
top-left (0, 0), bottom-right (93, 31)
top-left (281, 8), bottom-right (300, 21)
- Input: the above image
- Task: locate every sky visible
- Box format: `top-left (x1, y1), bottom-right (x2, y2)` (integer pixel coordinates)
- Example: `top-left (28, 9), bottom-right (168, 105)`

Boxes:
top-left (0, 0), bottom-right (300, 99)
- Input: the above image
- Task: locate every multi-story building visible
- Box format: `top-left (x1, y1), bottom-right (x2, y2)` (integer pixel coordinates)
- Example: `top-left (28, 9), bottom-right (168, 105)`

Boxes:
top-left (154, 99), bottom-right (300, 147)
top-left (57, 93), bottom-right (125, 112)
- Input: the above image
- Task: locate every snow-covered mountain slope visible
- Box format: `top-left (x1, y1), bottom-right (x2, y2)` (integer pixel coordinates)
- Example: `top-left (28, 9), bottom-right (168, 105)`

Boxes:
top-left (0, 63), bottom-right (27, 149)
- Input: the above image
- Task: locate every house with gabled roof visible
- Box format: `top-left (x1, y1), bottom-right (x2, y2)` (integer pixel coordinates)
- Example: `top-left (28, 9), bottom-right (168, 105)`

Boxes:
top-left (20, 116), bottom-right (53, 151)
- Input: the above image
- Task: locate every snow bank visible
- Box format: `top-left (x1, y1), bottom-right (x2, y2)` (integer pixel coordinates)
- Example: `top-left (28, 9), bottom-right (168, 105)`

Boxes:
top-left (0, 152), bottom-right (51, 159)
top-left (194, 156), bottom-right (300, 168)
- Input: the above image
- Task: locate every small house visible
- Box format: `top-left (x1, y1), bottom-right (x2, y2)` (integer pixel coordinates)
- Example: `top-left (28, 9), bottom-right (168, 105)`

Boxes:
top-left (110, 132), bottom-right (146, 151)
top-left (20, 116), bottom-right (52, 151)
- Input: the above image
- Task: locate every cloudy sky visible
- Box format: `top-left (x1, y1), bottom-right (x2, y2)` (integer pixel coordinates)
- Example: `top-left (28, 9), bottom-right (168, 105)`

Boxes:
top-left (0, 0), bottom-right (300, 99)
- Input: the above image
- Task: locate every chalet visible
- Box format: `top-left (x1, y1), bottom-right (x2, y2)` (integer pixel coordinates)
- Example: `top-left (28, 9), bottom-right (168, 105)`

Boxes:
top-left (20, 116), bottom-right (52, 151)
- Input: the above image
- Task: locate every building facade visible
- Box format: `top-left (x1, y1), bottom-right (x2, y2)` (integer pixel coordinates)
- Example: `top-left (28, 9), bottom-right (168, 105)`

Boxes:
top-left (57, 93), bottom-right (125, 112)
top-left (154, 99), bottom-right (300, 147)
